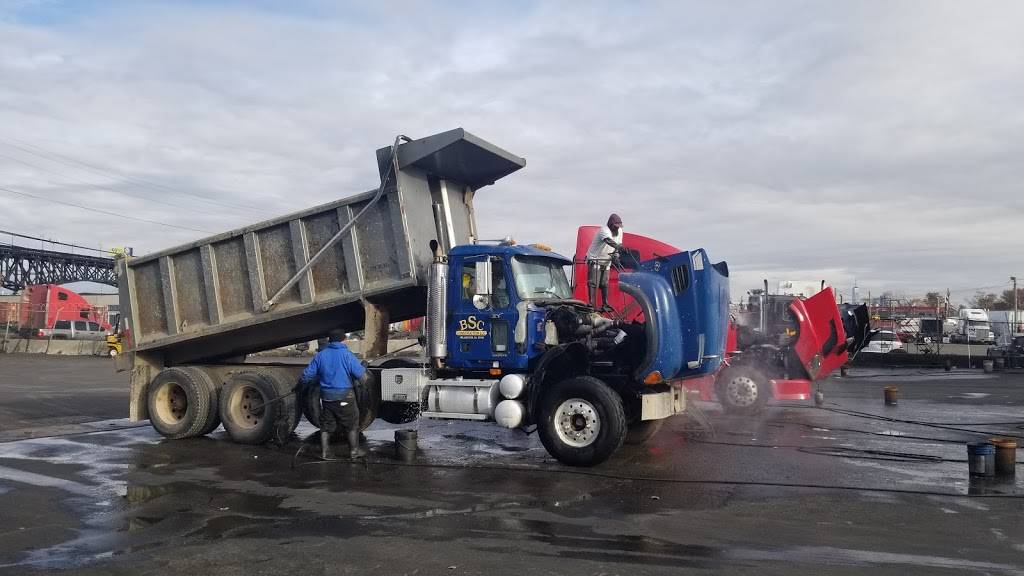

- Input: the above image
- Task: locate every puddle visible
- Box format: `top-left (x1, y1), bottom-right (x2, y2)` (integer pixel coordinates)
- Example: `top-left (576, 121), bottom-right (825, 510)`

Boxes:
top-left (727, 546), bottom-right (1024, 575)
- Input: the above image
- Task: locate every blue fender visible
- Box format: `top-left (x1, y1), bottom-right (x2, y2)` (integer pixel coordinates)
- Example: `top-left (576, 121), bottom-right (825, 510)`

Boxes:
top-left (618, 271), bottom-right (684, 382)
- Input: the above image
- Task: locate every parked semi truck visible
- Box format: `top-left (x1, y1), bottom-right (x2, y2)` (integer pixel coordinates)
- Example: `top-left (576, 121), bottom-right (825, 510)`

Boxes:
top-left (118, 129), bottom-right (730, 466)
top-left (572, 227), bottom-right (870, 414)
top-left (950, 308), bottom-right (995, 344)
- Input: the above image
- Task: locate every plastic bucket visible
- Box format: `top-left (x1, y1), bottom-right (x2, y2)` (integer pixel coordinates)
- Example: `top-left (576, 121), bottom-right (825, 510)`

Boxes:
top-left (395, 429), bottom-right (418, 462)
top-left (982, 360), bottom-right (994, 373)
top-left (883, 386), bottom-right (898, 406)
top-left (967, 442), bottom-right (995, 477)
top-left (988, 438), bottom-right (1017, 476)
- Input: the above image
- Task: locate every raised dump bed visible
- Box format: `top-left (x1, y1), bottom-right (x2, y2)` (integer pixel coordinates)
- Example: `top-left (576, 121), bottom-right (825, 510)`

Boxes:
top-left (120, 129), bottom-right (524, 420)
top-left (119, 129), bottom-right (524, 366)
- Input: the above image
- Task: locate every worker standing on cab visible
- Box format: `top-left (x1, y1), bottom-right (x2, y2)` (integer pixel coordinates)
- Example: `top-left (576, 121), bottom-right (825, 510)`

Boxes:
top-left (300, 328), bottom-right (369, 459)
top-left (585, 213), bottom-right (624, 311)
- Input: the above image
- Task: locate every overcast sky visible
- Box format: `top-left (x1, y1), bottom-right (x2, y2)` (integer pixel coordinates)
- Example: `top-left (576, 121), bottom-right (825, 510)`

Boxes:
top-left (1, 0), bottom-right (1022, 302)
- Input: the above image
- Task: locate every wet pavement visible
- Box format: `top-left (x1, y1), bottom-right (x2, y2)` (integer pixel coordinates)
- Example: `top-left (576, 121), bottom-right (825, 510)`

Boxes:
top-left (1, 362), bottom-right (1023, 575)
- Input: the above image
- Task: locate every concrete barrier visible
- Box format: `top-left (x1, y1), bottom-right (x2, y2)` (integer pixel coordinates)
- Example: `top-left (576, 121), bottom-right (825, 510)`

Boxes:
top-left (1, 338), bottom-right (106, 356)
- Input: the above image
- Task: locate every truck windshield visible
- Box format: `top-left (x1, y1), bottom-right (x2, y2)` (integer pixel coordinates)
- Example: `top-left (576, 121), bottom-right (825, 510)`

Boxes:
top-left (968, 320), bottom-right (990, 327)
top-left (511, 256), bottom-right (572, 300)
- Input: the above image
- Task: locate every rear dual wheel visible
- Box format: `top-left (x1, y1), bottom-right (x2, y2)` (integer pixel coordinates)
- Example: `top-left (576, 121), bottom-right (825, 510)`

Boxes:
top-left (219, 370), bottom-right (300, 445)
top-left (147, 367), bottom-right (220, 439)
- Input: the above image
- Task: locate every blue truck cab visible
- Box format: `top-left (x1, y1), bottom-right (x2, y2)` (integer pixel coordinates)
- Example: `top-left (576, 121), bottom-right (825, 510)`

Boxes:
top-left (442, 242), bottom-right (728, 382)
top-left (413, 239), bottom-right (729, 466)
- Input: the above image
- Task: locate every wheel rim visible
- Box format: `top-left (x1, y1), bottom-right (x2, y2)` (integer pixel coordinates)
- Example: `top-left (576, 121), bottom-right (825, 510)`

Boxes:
top-left (554, 398), bottom-right (601, 448)
top-left (154, 381), bottom-right (188, 424)
top-left (109, 349), bottom-right (118, 357)
top-left (227, 384), bottom-right (265, 430)
top-left (725, 376), bottom-right (759, 407)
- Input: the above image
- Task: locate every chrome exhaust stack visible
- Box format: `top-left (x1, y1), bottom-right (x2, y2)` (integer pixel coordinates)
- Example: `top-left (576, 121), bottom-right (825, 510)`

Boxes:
top-left (426, 241), bottom-right (448, 370)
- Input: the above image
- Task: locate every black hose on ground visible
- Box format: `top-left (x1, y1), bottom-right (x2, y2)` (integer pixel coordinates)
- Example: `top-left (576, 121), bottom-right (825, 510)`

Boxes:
top-left (775, 403), bottom-right (1024, 439)
top-left (288, 454), bottom-right (1024, 499)
top-left (688, 436), bottom-right (1024, 464)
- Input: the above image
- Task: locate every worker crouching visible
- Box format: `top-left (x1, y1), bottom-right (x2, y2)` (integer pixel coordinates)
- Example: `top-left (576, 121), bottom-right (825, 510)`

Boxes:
top-left (300, 328), bottom-right (369, 459)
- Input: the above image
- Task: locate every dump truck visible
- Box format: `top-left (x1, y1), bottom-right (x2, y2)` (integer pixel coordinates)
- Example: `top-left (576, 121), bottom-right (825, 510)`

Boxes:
top-left (118, 129), bottom-right (730, 466)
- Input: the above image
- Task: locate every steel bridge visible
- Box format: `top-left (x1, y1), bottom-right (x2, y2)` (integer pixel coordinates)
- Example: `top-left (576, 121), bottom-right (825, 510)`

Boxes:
top-left (0, 244), bottom-right (116, 292)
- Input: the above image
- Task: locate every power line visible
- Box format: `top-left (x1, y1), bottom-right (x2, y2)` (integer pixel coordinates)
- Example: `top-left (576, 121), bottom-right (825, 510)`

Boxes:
top-left (0, 151), bottom-right (245, 220)
top-left (0, 228), bottom-right (108, 254)
top-left (0, 138), bottom-right (276, 217)
top-left (947, 282), bottom-right (1012, 295)
top-left (0, 184), bottom-right (212, 234)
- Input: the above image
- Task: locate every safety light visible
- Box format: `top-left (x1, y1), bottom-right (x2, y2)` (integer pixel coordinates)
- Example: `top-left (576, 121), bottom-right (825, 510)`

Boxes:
top-left (643, 371), bottom-right (663, 385)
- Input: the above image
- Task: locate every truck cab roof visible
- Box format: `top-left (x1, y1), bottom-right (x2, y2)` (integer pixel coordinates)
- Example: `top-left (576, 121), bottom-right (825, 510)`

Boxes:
top-left (449, 243), bottom-right (572, 264)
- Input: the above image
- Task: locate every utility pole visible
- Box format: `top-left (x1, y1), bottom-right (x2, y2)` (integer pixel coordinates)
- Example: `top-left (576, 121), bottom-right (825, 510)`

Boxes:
top-left (1012, 276), bottom-right (1019, 335)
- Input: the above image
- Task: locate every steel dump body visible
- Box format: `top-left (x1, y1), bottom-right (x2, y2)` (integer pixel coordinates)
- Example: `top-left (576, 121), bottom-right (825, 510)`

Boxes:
top-left (118, 129), bottom-right (524, 365)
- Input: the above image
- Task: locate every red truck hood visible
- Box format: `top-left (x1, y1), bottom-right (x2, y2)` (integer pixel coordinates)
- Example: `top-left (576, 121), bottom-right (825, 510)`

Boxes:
top-left (789, 287), bottom-right (849, 380)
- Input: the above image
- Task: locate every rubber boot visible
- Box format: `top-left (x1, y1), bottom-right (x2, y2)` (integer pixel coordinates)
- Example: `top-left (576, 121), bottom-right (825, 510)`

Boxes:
top-left (588, 285), bottom-right (597, 308)
top-left (348, 430), bottom-right (367, 459)
top-left (320, 431), bottom-right (335, 460)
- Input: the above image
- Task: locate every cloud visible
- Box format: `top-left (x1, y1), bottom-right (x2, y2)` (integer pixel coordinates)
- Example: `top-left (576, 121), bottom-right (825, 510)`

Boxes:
top-left (1, 0), bottom-right (1022, 301)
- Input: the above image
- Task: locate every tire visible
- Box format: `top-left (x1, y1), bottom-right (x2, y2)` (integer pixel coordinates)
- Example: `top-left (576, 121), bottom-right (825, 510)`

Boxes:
top-left (261, 368), bottom-right (301, 439)
top-left (147, 367), bottom-right (218, 439)
top-left (537, 376), bottom-right (627, 467)
top-left (624, 419), bottom-right (663, 445)
top-left (298, 384), bottom-right (342, 441)
top-left (716, 365), bottom-right (770, 415)
top-left (108, 347), bottom-right (118, 358)
top-left (219, 371), bottom-right (290, 445)
top-left (353, 371), bottom-right (380, 431)
top-left (299, 383), bottom-right (324, 427)
top-left (181, 367), bottom-right (221, 436)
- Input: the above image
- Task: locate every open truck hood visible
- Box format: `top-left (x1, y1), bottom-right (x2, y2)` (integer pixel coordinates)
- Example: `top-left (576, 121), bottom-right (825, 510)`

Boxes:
top-left (789, 287), bottom-right (854, 381)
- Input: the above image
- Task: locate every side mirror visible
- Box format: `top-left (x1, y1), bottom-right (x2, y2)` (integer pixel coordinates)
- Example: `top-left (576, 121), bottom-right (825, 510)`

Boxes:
top-left (473, 259), bottom-right (492, 310)
top-left (475, 260), bottom-right (492, 295)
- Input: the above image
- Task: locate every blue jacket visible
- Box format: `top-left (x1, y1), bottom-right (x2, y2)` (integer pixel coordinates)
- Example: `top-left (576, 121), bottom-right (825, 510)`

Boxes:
top-left (300, 342), bottom-right (367, 401)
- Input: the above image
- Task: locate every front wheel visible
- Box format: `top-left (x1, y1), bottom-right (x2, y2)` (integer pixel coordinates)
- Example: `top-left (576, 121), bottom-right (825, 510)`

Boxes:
top-left (537, 376), bottom-right (626, 467)
top-left (716, 365), bottom-right (770, 415)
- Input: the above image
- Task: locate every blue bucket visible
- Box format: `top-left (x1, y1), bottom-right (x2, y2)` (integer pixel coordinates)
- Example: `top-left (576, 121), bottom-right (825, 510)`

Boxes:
top-left (967, 442), bottom-right (995, 476)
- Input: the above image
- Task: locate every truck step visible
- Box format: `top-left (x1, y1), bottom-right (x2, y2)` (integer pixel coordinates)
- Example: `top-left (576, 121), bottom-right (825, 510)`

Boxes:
top-left (420, 411), bottom-right (489, 421)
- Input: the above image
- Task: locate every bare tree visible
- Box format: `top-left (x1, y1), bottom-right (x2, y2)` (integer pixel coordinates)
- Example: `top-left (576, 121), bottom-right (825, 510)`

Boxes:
top-left (970, 291), bottom-right (1000, 309)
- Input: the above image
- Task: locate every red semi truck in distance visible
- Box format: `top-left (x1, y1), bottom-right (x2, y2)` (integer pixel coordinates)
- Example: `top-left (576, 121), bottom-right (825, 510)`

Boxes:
top-left (18, 284), bottom-right (112, 338)
top-left (573, 226), bottom-right (871, 413)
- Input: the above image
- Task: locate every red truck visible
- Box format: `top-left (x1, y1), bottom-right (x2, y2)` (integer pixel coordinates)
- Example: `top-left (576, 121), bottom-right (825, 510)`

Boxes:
top-left (18, 284), bottom-right (111, 339)
top-left (573, 227), bottom-right (870, 414)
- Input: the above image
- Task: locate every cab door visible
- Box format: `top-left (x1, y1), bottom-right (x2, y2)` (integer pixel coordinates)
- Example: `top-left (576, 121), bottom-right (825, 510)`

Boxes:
top-left (447, 256), bottom-right (515, 371)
